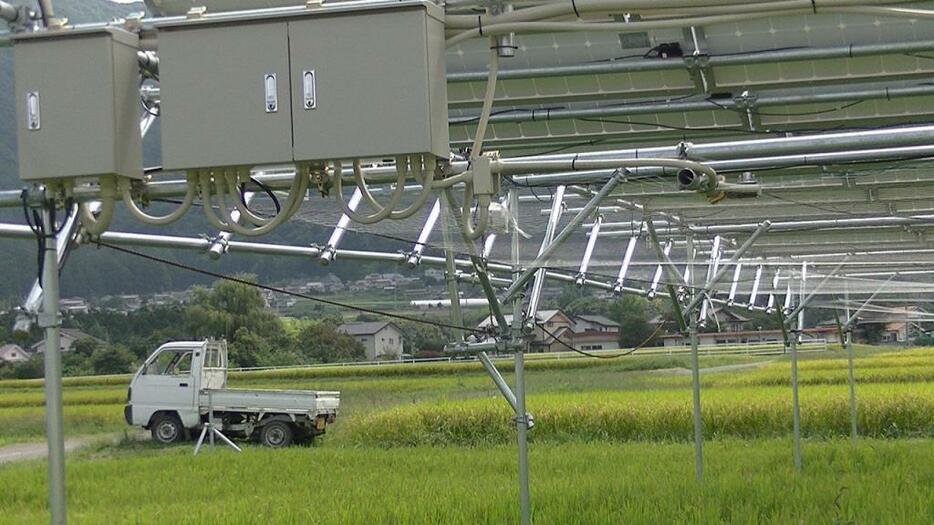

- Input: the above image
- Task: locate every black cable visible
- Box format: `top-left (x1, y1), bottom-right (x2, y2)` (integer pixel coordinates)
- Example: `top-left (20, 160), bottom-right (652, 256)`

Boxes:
top-left (241, 176), bottom-right (282, 216)
top-left (705, 97), bottom-right (866, 117)
top-left (98, 242), bottom-right (482, 334)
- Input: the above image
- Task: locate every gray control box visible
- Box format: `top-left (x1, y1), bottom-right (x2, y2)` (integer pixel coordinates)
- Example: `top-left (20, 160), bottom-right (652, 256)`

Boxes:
top-left (13, 27), bottom-right (143, 182)
top-left (157, 1), bottom-right (448, 171)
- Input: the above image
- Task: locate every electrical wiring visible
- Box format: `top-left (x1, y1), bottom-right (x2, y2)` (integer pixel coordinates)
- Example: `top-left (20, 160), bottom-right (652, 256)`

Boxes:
top-left (199, 170), bottom-right (308, 236)
top-left (333, 159), bottom-right (408, 224)
top-left (76, 177), bottom-right (116, 236)
top-left (98, 242), bottom-right (483, 334)
top-left (239, 176), bottom-right (281, 218)
top-left (705, 97), bottom-right (866, 117)
top-left (225, 171), bottom-right (271, 226)
top-left (122, 174), bottom-right (196, 226)
top-left (457, 35), bottom-right (502, 240)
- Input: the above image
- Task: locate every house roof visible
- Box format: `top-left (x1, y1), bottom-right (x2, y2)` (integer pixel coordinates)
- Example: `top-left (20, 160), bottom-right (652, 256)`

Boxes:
top-left (709, 307), bottom-right (750, 323)
top-left (30, 329), bottom-right (101, 350)
top-left (575, 314), bottom-right (619, 327)
top-left (337, 321), bottom-right (398, 336)
top-left (0, 344), bottom-right (26, 356)
top-left (478, 309), bottom-right (568, 328)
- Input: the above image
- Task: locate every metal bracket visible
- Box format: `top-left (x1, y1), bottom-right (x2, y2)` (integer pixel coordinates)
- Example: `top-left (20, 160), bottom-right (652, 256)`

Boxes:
top-left (734, 91), bottom-right (762, 132)
top-left (683, 26), bottom-right (716, 94)
top-left (36, 311), bottom-right (61, 329)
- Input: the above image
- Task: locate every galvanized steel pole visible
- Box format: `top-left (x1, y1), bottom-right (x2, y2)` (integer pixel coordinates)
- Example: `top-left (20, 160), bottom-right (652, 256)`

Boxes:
top-left (844, 330), bottom-right (859, 444)
top-left (510, 187), bottom-right (531, 525)
top-left (790, 328), bottom-right (802, 472)
top-left (40, 206), bottom-right (67, 525)
top-left (687, 232), bottom-right (704, 481)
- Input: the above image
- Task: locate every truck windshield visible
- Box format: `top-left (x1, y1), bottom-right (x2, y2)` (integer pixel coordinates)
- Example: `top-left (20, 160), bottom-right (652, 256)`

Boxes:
top-left (146, 350), bottom-right (193, 376)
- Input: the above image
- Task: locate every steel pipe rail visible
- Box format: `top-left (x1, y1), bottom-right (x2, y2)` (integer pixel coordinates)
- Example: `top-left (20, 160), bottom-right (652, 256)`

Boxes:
top-left (448, 39), bottom-right (934, 83)
top-left (459, 84), bottom-right (934, 126)
top-left (597, 213), bottom-right (934, 236)
top-left (1, 1), bottom-right (21, 23)
top-left (5, 125), bottom-right (934, 207)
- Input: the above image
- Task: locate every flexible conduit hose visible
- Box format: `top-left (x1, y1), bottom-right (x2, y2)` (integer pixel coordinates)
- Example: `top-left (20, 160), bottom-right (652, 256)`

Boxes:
top-left (445, 5), bottom-right (930, 46)
top-left (385, 156), bottom-right (437, 220)
top-left (78, 177), bottom-right (116, 235)
top-left (333, 159), bottom-right (408, 224)
top-left (459, 38), bottom-right (500, 240)
top-left (200, 170), bottom-right (307, 236)
top-left (224, 171), bottom-right (272, 226)
top-left (121, 175), bottom-right (196, 226)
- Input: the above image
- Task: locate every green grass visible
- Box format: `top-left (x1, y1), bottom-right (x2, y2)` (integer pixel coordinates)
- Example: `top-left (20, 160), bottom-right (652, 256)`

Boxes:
top-left (0, 439), bottom-right (931, 524)
top-left (344, 383), bottom-right (934, 447)
top-left (0, 347), bottom-right (929, 446)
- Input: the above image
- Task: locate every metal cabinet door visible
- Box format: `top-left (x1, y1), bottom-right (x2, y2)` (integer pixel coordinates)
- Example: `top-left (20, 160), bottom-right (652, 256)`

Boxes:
top-left (288, 10), bottom-right (434, 162)
top-left (159, 21), bottom-right (293, 170)
top-left (14, 34), bottom-right (117, 180)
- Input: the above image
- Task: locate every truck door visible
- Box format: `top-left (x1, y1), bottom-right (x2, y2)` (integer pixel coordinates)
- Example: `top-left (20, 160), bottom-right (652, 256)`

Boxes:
top-left (134, 346), bottom-right (199, 427)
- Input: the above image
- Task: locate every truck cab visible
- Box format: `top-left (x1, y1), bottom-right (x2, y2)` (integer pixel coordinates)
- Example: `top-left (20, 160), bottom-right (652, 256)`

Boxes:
top-left (126, 340), bottom-right (340, 447)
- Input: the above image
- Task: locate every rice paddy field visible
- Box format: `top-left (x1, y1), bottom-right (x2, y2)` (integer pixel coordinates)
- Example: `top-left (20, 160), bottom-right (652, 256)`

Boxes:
top-left (0, 345), bottom-right (932, 523)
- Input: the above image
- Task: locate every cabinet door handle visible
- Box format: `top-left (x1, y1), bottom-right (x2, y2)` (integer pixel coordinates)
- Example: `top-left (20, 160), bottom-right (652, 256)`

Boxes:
top-left (303, 70), bottom-right (316, 110)
top-left (179, 383), bottom-right (189, 387)
top-left (264, 73), bottom-right (278, 113)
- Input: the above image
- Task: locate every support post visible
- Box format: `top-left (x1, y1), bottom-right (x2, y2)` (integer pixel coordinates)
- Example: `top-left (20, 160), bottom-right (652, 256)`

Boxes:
top-left (40, 205), bottom-right (67, 525)
top-left (790, 328), bottom-right (802, 472)
top-left (686, 232), bottom-right (704, 481)
top-left (515, 346), bottom-right (530, 525)
top-left (844, 329), bottom-right (858, 444)
top-left (511, 187), bottom-right (530, 525)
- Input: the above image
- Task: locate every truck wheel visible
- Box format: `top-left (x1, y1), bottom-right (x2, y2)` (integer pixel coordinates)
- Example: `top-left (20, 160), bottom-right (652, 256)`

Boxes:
top-left (259, 421), bottom-right (294, 448)
top-left (151, 414), bottom-right (184, 445)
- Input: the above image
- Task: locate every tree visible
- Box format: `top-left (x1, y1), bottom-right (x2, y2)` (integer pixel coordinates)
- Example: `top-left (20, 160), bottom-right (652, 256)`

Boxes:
top-left (184, 276), bottom-right (287, 345)
top-left (293, 323), bottom-right (365, 363)
top-left (609, 295), bottom-right (658, 347)
top-left (89, 344), bottom-right (136, 375)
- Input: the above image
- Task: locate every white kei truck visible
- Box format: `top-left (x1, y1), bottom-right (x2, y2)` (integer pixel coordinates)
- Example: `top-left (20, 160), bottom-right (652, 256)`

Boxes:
top-left (124, 340), bottom-right (340, 447)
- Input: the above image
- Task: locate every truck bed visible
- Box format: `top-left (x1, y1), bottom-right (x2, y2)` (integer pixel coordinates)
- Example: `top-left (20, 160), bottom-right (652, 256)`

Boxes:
top-left (200, 388), bottom-right (340, 415)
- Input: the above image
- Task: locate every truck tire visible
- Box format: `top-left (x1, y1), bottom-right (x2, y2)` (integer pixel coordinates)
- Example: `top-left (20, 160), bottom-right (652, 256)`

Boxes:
top-left (151, 413), bottom-right (184, 445)
top-left (259, 420), bottom-right (294, 448)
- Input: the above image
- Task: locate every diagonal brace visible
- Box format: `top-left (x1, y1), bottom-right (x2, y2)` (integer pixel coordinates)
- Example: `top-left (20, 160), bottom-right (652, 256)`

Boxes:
top-left (684, 221), bottom-right (771, 314)
top-left (503, 172), bottom-right (624, 302)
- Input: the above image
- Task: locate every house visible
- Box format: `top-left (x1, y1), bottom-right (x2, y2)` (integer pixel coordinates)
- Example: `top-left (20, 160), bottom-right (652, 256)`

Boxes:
top-left (705, 307), bottom-right (750, 333)
top-left (337, 321), bottom-right (404, 360)
top-left (573, 315), bottom-right (621, 334)
top-left (479, 310), bottom-right (622, 352)
top-left (31, 329), bottom-right (103, 354)
top-left (660, 326), bottom-right (840, 347)
top-left (60, 297), bottom-right (89, 314)
top-left (479, 309), bottom-right (577, 352)
top-left (0, 344), bottom-right (29, 363)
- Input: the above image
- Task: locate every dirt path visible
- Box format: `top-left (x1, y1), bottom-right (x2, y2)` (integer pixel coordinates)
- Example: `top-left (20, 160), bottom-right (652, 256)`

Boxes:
top-left (0, 434), bottom-right (121, 465)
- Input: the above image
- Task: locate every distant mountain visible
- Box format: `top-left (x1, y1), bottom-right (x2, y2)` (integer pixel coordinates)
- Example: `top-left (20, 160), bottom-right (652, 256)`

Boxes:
top-left (0, 1), bottom-right (410, 302)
